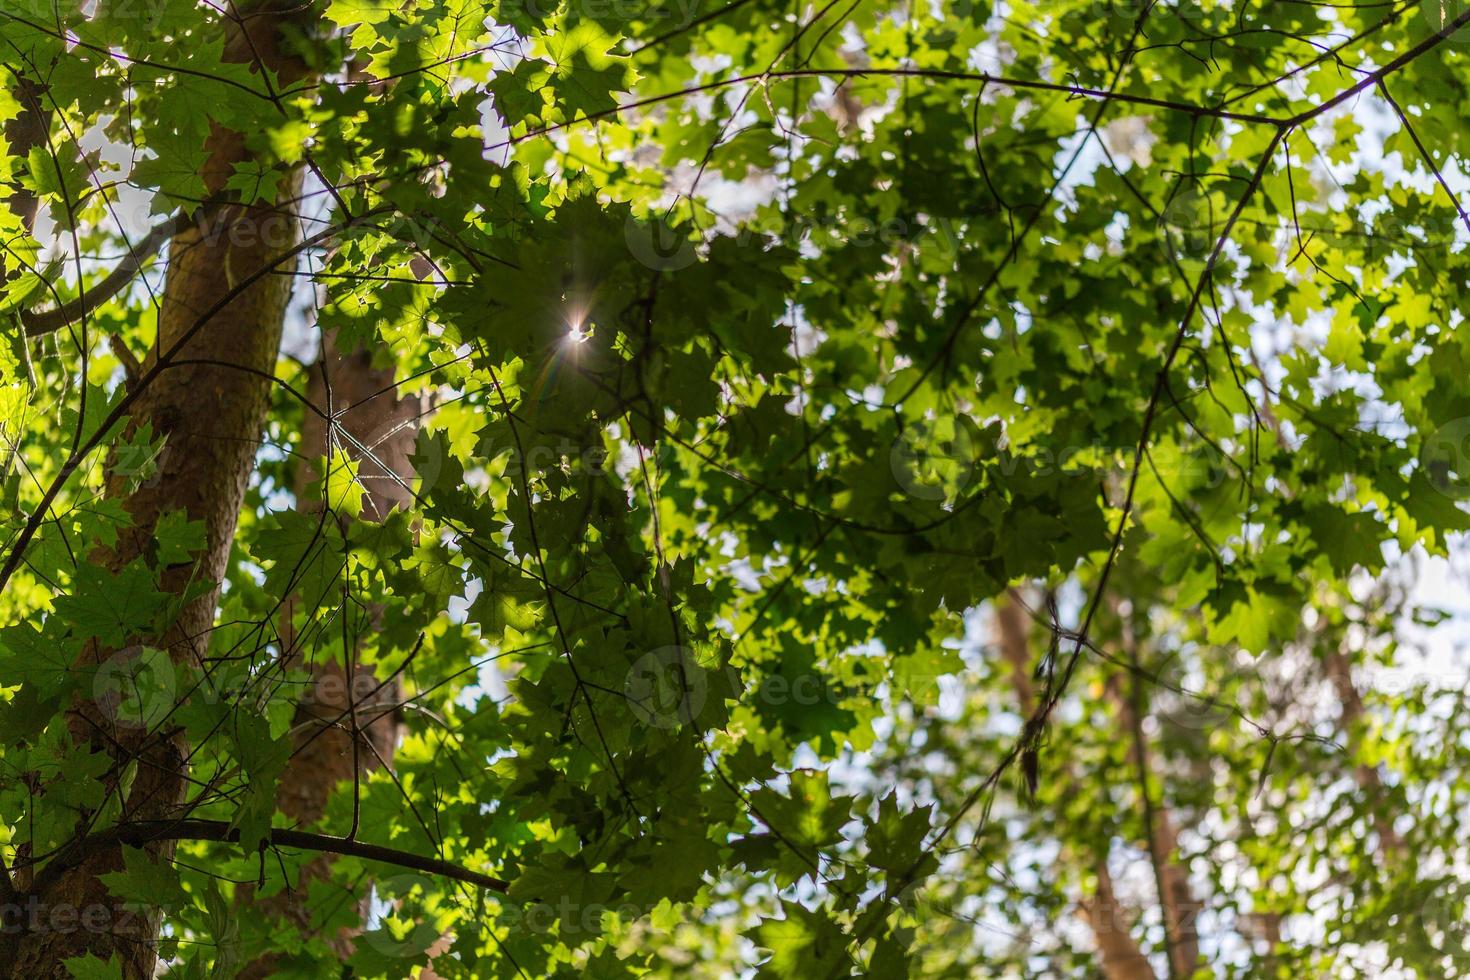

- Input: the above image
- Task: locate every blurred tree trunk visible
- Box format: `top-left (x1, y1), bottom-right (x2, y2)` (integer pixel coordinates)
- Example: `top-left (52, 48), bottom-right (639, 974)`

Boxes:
top-left (236, 329), bottom-right (423, 978)
top-left (1078, 862), bottom-right (1159, 980)
top-left (994, 594), bottom-right (1157, 980)
top-left (1323, 647), bottom-right (1403, 853)
top-left (1107, 671), bottom-right (1202, 979)
top-left (1104, 604), bottom-right (1203, 980)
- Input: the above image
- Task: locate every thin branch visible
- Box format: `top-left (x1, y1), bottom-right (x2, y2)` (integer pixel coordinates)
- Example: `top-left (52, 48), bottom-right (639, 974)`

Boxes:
top-left (496, 67), bottom-right (1283, 158)
top-left (50, 819), bottom-right (509, 894)
top-left (20, 211), bottom-right (190, 337)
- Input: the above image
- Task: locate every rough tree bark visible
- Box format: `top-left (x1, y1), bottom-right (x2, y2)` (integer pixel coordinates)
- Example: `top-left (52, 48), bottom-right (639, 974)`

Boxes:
top-left (5, 8), bottom-right (312, 977)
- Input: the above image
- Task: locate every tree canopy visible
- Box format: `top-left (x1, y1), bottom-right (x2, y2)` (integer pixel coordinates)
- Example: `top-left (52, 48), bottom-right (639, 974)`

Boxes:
top-left (2, 0), bottom-right (1470, 977)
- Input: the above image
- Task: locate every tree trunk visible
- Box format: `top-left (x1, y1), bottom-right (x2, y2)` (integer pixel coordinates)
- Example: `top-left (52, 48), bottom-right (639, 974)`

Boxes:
top-left (1323, 647), bottom-right (1403, 853)
top-left (1104, 670), bottom-right (1201, 979)
top-left (7, 10), bottom-right (310, 977)
top-left (236, 330), bottom-right (423, 978)
top-left (993, 593), bottom-right (1157, 979)
top-left (1079, 860), bottom-right (1159, 980)
top-left (1105, 606), bottom-right (1202, 980)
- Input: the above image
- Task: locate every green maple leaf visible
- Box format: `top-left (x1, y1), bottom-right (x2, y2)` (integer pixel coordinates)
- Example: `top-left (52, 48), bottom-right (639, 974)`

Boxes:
top-left (152, 509), bottom-right (206, 566)
top-left (755, 903), bottom-right (849, 978)
top-left (63, 954), bottom-right (124, 980)
top-left (52, 561), bottom-right (170, 647)
top-left (866, 792), bottom-right (935, 875)
top-left (100, 847), bottom-right (190, 913)
top-left (252, 509), bottom-right (344, 611)
top-left (490, 59), bottom-right (553, 125)
top-left (543, 23), bottom-right (634, 119)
